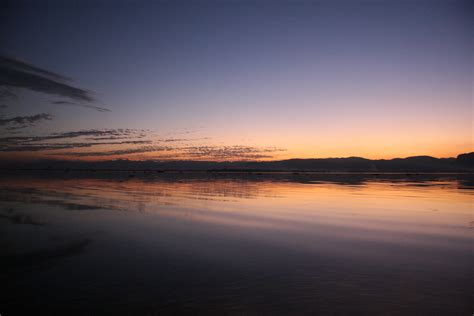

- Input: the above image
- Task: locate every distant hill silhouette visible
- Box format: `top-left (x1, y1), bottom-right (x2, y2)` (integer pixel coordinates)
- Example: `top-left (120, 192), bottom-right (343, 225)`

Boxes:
top-left (456, 152), bottom-right (474, 167)
top-left (1, 152), bottom-right (473, 173)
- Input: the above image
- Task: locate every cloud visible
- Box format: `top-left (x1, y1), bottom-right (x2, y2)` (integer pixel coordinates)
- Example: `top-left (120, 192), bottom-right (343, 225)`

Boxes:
top-left (45, 129), bottom-right (147, 140)
top-left (0, 140), bottom-right (152, 152)
top-left (157, 137), bottom-right (210, 143)
top-left (0, 128), bottom-right (146, 143)
top-left (0, 55), bottom-right (109, 112)
top-left (0, 56), bottom-right (70, 81)
top-left (0, 113), bottom-right (53, 129)
top-left (54, 144), bottom-right (285, 160)
top-left (52, 101), bottom-right (74, 104)
top-left (0, 128), bottom-right (150, 151)
top-left (0, 113), bottom-right (53, 125)
top-left (52, 100), bottom-right (110, 112)
top-left (0, 56), bottom-right (92, 101)
top-left (181, 146), bottom-right (285, 160)
top-left (52, 145), bottom-right (173, 157)
top-left (0, 88), bottom-right (17, 101)
top-left (85, 136), bottom-right (135, 141)
top-left (0, 127), bottom-right (286, 161)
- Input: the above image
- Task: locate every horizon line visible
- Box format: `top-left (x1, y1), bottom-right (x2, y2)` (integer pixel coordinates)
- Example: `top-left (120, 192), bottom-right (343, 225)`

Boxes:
top-left (1, 151), bottom-right (472, 164)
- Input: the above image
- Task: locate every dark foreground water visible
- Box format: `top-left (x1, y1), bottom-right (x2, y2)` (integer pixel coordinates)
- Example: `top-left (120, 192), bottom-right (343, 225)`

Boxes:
top-left (1, 172), bottom-right (472, 315)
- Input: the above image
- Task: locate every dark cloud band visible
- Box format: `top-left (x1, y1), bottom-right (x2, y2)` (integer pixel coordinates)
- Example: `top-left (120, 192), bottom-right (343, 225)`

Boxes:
top-left (0, 55), bottom-right (109, 112)
top-left (0, 113), bottom-right (53, 129)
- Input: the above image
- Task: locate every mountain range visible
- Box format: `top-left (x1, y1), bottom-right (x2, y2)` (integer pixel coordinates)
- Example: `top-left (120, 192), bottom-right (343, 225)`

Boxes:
top-left (1, 152), bottom-right (473, 173)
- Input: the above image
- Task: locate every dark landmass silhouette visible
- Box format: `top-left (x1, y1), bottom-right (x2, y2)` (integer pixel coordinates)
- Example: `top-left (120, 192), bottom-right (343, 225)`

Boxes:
top-left (0, 152), bottom-right (473, 173)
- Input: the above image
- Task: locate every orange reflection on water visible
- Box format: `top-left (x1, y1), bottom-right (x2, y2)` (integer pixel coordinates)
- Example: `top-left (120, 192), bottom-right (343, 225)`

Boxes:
top-left (1, 175), bottom-right (471, 245)
top-left (1, 173), bottom-right (472, 315)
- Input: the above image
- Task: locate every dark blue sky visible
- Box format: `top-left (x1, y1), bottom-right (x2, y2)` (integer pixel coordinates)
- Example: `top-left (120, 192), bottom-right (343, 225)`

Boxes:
top-left (1, 0), bottom-right (472, 160)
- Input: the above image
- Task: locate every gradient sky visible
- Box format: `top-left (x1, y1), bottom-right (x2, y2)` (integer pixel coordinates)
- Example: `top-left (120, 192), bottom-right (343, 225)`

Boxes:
top-left (0, 0), bottom-right (472, 161)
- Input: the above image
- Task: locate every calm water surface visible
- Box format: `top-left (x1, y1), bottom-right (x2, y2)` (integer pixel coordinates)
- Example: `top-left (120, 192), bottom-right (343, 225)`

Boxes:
top-left (1, 173), bottom-right (472, 315)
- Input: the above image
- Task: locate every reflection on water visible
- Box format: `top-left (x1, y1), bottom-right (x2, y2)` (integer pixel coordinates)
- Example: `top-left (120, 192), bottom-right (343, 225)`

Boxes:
top-left (1, 172), bottom-right (472, 315)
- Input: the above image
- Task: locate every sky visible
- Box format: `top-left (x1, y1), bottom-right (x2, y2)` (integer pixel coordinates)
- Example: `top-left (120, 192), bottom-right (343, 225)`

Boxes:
top-left (0, 0), bottom-right (472, 161)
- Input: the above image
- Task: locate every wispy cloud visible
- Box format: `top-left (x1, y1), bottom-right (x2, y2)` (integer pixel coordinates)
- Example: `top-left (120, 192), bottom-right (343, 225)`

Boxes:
top-left (0, 141), bottom-right (152, 152)
top-left (54, 145), bottom-right (173, 157)
top-left (158, 137), bottom-right (210, 143)
top-left (0, 113), bottom-right (53, 130)
top-left (181, 146), bottom-right (285, 160)
top-left (0, 128), bottom-right (149, 152)
top-left (0, 89), bottom-right (17, 101)
top-left (0, 55), bottom-right (109, 112)
top-left (0, 128), bottom-right (146, 143)
top-left (0, 128), bottom-right (285, 161)
top-left (51, 100), bottom-right (110, 112)
top-left (0, 113), bottom-right (53, 126)
top-left (54, 144), bottom-right (285, 160)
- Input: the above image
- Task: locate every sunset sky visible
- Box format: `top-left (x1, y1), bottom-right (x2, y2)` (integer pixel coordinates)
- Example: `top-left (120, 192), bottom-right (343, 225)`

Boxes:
top-left (1, 0), bottom-right (472, 161)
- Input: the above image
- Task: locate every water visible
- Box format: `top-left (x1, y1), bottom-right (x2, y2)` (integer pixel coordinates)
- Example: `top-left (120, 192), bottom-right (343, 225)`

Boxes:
top-left (1, 172), bottom-right (472, 315)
